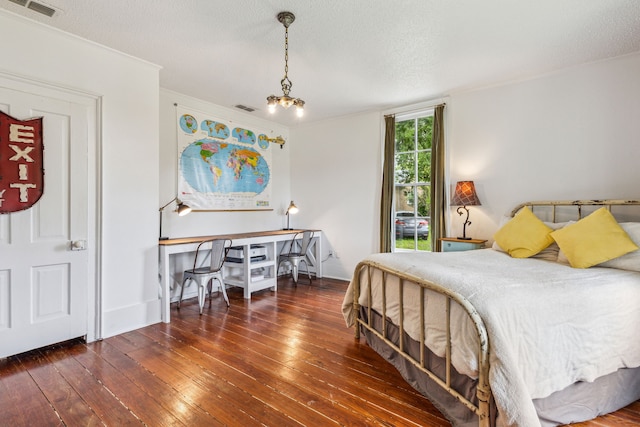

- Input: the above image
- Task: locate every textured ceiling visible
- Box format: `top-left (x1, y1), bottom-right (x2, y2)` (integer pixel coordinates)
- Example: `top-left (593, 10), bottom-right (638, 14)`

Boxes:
top-left (2, 0), bottom-right (640, 127)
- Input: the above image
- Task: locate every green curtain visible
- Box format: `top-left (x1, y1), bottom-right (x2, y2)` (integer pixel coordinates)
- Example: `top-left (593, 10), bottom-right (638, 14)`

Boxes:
top-left (430, 105), bottom-right (446, 251)
top-left (380, 115), bottom-right (395, 252)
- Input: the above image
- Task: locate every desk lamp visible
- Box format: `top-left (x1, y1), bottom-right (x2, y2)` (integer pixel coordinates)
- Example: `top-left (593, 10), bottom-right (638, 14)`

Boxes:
top-left (284, 200), bottom-right (299, 230)
top-left (159, 197), bottom-right (192, 240)
top-left (451, 181), bottom-right (481, 240)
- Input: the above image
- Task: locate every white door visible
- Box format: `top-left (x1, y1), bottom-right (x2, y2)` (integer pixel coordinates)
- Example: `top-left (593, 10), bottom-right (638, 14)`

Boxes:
top-left (0, 83), bottom-right (92, 358)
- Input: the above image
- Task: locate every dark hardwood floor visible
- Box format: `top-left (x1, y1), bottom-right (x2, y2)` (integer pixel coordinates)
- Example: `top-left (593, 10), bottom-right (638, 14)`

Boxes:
top-left (1, 277), bottom-right (639, 426)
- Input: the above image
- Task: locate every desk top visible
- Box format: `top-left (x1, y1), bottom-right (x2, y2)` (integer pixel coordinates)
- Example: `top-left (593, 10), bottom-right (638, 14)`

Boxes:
top-left (158, 229), bottom-right (315, 246)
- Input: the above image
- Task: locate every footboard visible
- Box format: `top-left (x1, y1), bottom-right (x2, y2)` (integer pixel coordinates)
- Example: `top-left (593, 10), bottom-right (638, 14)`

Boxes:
top-left (351, 259), bottom-right (491, 427)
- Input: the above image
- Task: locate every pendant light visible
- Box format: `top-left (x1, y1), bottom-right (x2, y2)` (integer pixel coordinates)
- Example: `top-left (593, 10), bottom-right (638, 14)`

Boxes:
top-left (266, 11), bottom-right (305, 118)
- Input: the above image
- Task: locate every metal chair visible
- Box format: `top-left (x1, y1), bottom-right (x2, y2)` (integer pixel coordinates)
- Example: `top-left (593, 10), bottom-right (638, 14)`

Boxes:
top-left (277, 230), bottom-right (314, 285)
top-left (178, 238), bottom-right (232, 314)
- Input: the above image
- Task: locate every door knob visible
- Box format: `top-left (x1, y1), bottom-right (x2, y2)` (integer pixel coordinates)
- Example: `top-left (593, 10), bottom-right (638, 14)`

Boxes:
top-left (70, 240), bottom-right (87, 251)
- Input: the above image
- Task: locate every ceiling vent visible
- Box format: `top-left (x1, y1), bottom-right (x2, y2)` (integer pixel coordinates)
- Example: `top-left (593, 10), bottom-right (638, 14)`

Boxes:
top-left (8, 0), bottom-right (57, 17)
top-left (234, 104), bottom-right (256, 113)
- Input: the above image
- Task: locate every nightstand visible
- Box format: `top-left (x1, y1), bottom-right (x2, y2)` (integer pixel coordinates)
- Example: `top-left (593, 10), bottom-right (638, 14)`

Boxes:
top-left (440, 237), bottom-right (487, 252)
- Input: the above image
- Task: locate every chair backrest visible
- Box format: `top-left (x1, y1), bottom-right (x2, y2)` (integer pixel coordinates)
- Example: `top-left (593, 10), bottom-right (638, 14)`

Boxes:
top-left (282, 230), bottom-right (314, 256)
top-left (193, 238), bottom-right (233, 272)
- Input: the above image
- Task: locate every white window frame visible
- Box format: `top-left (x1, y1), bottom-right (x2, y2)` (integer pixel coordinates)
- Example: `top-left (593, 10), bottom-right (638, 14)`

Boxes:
top-left (393, 109), bottom-right (434, 252)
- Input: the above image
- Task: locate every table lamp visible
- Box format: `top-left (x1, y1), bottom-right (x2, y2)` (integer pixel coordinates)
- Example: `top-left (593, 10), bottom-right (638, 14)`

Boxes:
top-left (451, 181), bottom-right (481, 240)
top-left (159, 197), bottom-right (192, 240)
top-left (284, 200), bottom-right (299, 230)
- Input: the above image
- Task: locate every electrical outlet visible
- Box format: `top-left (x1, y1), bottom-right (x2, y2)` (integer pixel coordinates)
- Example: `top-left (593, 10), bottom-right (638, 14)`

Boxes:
top-left (328, 250), bottom-right (334, 258)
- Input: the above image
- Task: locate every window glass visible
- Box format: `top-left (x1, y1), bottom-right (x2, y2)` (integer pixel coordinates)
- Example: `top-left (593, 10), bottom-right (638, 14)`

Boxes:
top-left (417, 151), bottom-right (431, 183)
top-left (395, 120), bottom-right (415, 152)
top-left (394, 153), bottom-right (414, 184)
top-left (394, 112), bottom-right (433, 252)
top-left (417, 116), bottom-right (433, 150)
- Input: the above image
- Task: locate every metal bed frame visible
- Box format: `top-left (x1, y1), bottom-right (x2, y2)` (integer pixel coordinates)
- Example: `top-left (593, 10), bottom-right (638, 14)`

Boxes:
top-left (350, 199), bottom-right (640, 427)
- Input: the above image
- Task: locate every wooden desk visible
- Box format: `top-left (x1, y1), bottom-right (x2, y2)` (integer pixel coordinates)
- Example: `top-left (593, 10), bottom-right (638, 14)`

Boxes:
top-left (159, 229), bottom-right (322, 322)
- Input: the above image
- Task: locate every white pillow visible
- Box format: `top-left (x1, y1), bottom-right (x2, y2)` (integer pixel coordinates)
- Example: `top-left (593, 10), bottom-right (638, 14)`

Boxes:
top-left (596, 222), bottom-right (640, 272)
top-left (491, 216), bottom-right (511, 252)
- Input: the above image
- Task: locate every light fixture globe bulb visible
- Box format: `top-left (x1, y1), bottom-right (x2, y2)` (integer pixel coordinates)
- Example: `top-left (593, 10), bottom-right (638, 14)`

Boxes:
top-left (267, 96), bottom-right (278, 113)
top-left (280, 96), bottom-right (294, 109)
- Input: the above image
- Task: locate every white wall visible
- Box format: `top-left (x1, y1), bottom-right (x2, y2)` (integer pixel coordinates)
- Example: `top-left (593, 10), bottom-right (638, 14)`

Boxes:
top-left (290, 52), bottom-right (640, 279)
top-left (290, 112), bottom-right (382, 280)
top-left (0, 10), bottom-right (161, 338)
top-left (448, 52), bottom-right (640, 242)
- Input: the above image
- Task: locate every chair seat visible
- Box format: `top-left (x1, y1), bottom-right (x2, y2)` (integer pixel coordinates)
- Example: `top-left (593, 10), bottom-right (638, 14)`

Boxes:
top-left (185, 267), bottom-right (212, 275)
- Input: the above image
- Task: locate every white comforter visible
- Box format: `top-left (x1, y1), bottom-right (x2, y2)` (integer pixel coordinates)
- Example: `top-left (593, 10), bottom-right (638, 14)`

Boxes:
top-left (342, 249), bottom-right (640, 427)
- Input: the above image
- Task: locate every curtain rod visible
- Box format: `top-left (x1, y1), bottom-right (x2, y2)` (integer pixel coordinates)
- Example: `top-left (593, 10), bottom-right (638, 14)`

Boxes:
top-left (386, 102), bottom-right (446, 118)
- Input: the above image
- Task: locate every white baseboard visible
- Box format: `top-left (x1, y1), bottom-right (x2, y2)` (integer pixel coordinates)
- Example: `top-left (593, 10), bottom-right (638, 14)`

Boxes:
top-left (102, 299), bottom-right (162, 339)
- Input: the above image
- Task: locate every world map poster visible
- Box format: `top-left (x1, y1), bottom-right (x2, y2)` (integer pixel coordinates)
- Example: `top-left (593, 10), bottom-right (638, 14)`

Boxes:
top-left (176, 107), bottom-right (273, 210)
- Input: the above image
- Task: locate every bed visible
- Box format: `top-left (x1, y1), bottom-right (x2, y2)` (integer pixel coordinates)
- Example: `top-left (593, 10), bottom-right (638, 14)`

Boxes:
top-left (342, 200), bottom-right (640, 427)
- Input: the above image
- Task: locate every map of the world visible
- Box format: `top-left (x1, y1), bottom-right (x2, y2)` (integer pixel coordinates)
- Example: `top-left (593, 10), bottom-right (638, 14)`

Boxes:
top-left (177, 109), bottom-right (273, 210)
top-left (180, 138), bottom-right (270, 195)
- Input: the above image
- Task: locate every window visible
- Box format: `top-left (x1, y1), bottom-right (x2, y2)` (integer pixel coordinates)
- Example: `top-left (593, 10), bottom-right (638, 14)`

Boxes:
top-left (394, 112), bottom-right (433, 252)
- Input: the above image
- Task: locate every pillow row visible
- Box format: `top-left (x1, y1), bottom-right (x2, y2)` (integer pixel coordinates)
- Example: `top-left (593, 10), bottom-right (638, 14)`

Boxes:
top-left (493, 206), bottom-right (639, 270)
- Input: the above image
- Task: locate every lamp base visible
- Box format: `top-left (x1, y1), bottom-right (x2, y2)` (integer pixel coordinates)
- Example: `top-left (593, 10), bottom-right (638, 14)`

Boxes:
top-left (282, 228), bottom-right (293, 230)
top-left (457, 236), bottom-right (472, 240)
top-left (159, 236), bottom-right (169, 240)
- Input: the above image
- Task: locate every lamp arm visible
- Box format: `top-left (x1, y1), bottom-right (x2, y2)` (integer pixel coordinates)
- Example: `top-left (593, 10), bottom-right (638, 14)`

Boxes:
top-left (159, 196), bottom-right (178, 212)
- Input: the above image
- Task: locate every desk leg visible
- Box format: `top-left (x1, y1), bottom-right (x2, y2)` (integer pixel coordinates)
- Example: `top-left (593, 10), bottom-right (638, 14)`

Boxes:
top-left (243, 244), bottom-right (251, 299)
top-left (269, 241), bottom-right (277, 292)
top-left (306, 236), bottom-right (323, 278)
top-left (160, 247), bottom-right (171, 323)
top-left (316, 236), bottom-right (323, 278)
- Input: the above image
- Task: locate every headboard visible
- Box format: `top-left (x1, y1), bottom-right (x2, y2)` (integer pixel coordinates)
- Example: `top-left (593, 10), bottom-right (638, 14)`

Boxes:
top-left (510, 199), bottom-right (640, 223)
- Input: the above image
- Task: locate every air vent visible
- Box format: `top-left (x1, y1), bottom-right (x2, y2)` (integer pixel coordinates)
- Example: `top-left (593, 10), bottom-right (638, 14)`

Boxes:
top-left (234, 104), bottom-right (256, 113)
top-left (27, 1), bottom-right (55, 17)
top-left (9, 0), bottom-right (57, 17)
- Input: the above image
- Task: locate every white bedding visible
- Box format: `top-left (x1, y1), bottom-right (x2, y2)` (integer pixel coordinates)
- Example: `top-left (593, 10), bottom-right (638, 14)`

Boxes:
top-left (342, 249), bottom-right (640, 427)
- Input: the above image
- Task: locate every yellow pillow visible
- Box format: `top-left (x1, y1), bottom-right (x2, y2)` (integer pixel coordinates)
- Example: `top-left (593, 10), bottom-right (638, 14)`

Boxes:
top-left (493, 207), bottom-right (554, 258)
top-left (550, 207), bottom-right (639, 268)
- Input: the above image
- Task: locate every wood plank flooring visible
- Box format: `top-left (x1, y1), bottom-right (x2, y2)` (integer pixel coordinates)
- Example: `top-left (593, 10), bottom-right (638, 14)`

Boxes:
top-left (1, 277), bottom-right (638, 426)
